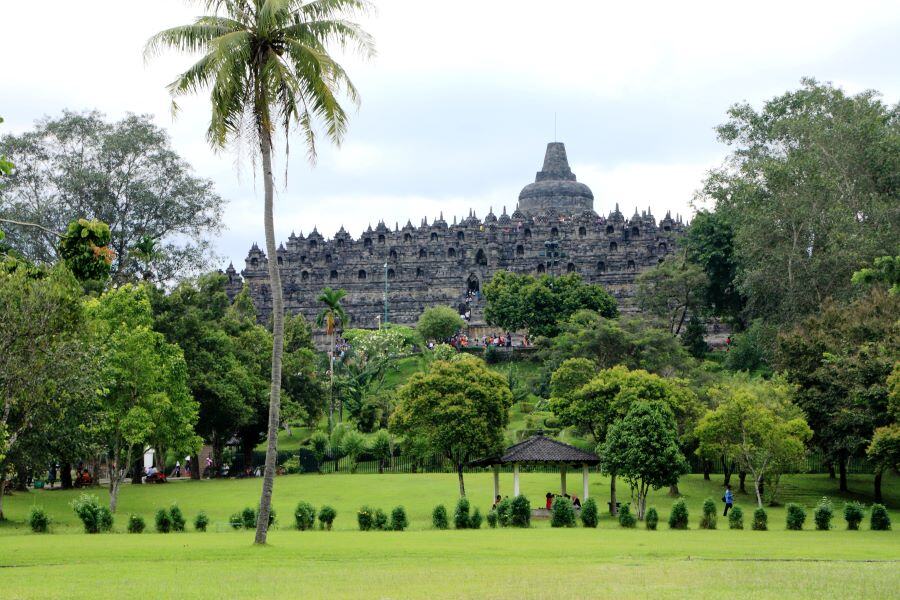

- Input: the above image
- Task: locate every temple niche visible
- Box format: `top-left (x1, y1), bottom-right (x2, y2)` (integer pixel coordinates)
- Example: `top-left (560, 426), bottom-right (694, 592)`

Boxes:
top-left (227, 142), bottom-right (686, 331)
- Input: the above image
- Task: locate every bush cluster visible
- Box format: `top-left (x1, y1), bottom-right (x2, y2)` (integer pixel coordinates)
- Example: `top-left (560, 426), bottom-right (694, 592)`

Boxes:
top-left (432, 504), bottom-right (449, 529)
top-left (295, 501), bottom-right (316, 531)
top-left (843, 502), bottom-right (864, 530)
top-left (127, 514), bottom-right (145, 534)
top-left (668, 499), bottom-right (689, 530)
top-left (496, 497), bottom-right (513, 527)
top-left (469, 508), bottom-right (483, 529)
top-left (618, 504), bottom-right (636, 528)
top-left (28, 506), bottom-right (50, 533)
top-left (318, 505), bottom-right (337, 530)
top-left (870, 504), bottom-right (890, 531)
top-left (728, 506), bottom-right (744, 530)
top-left (645, 507), bottom-right (659, 530)
top-left (580, 498), bottom-right (599, 528)
top-left (170, 505), bottom-right (186, 532)
top-left (230, 506), bottom-right (276, 530)
top-left (390, 506), bottom-right (408, 531)
top-left (71, 493), bottom-right (113, 534)
top-left (813, 498), bottom-right (833, 531)
top-left (551, 496), bottom-right (576, 528)
top-left (752, 507), bottom-right (768, 531)
top-left (510, 495), bottom-right (531, 528)
top-left (486, 508), bottom-right (498, 528)
top-left (357, 505), bottom-right (376, 531)
top-left (155, 508), bottom-right (173, 533)
top-left (699, 498), bottom-right (717, 530)
top-left (194, 511), bottom-right (209, 532)
top-left (454, 498), bottom-right (471, 529)
top-left (785, 503), bottom-right (806, 530)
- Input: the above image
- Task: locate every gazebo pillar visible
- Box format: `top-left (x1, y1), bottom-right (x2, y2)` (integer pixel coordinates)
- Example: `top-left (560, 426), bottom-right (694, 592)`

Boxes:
top-left (513, 463), bottom-right (520, 496)
top-left (560, 465), bottom-right (567, 496)
top-left (492, 464), bottom-right (500, 503)
top-left (582, 463), bottom-right (589, 500)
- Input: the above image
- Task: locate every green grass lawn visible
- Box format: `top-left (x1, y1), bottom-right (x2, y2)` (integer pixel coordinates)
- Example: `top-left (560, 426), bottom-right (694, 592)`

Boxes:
top-left (1, 473), bottom-right (896, 599)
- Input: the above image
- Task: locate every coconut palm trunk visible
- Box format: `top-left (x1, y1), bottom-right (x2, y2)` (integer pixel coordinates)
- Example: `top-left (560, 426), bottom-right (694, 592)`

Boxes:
top-left (254, 134), bottom-right (284, 544)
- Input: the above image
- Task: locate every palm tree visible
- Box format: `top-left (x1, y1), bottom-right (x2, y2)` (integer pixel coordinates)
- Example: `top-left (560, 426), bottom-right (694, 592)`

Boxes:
top-left (147, 0), bottom-right (373, 544)
top-left (316, 286), bottom-right (348, 431)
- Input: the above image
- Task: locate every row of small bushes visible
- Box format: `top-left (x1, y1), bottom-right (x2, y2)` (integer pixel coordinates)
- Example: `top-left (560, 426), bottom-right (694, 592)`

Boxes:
top-left (358, 505), bottom-right (408, 531)
top-left (294, 501), bottom-right (337, 530)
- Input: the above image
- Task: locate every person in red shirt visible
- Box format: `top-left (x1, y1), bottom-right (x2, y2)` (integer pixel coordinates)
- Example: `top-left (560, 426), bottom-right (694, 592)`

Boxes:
top-left (545, 492), bottom-right (554, 510)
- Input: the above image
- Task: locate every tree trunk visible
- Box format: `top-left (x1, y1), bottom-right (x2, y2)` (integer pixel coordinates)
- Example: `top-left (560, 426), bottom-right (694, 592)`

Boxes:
top-left (828, 463), bottom-right (836, 479)
top-left (838, 454), bottom-right (848, 492)
top-left (754, 475), bottom-right (764, 508)
top-left (254, 135), bottom-right (285, 546)
top-left (328, 348), bottom-right (335, 433)
top-left (738, 470), bottom-right (747, 493)
top-left (14, 465), bottom-right (28, 491)
top-left (722, 456), bottom-right (733, 486)
top-left (456, 462), bottom-right (466, 497)
top-left (703, 460), bottom-right (710, 481)
top-left (0, 473), bottom-right (6, 520)
top-left (610, 472), bottom-right (618, 516)
top-left (131, 456), bottom-right (143, 485)
top-left (190, 454), bottom-right (200, 480)
top-left (873, 468), bottom-right (882, 504)
top-left (668, 483), bottom-right (679, 497)
top-left (60, 462), bottom-right (72, 489)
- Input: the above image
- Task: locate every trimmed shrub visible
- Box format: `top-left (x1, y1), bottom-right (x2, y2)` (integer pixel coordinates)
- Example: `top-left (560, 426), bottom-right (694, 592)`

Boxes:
top-left (551, 496), bottom-right (577, 528)
top-left (699, 498), bottom-right (717, 530)
top-left (496, 498), bottom-right (512, 527)
top-left (127, 514), bottom-right (145, 534)
top-left (870, 504), bottom-right (891, 531)
top-left (390, 506), bottom-right (408, 531)
top-left (357, 505), bottom-right (375, 531)
top-left (318, 505), bottom-right (337, 530)
top-left (813, 498), bottom-right (833, 531)
top-left (469, 508), bottom-right (483, 530)
top-left (71, 493), bottom-right (113, 534)
top-left (155, 508), bottom-right (173, 533)
top-left (486, 509), bottom-right (498, 528)
top-left (454, 497), bottom-right (471, 529)
top-left (28, 506), bottom-right (50, 533)
top-left (843, 502), bottom-right (864, 530)
top-left (668, 499), bottom-right (689, 530)
top-left (752, 507), bottom-right (768, 531)
top-left (728, 506), bottom-right (744, 530)
top-left (373, 508), bottom-right (388, 531)
top-left (618, 503), bottom-right (636, 528)
top-left (229, 512), bottom-right (243, 529)
top-left (580, 498), bottom-right (599, 528)
top-left (194, 511), bottom-right (209, 532)
top-left (510, 495), bottom-right (531, 528)
top-left (170, 505), bottom-right (186, 532)
top-left (241, 507), bottom-right (257, 529)
top-left (785, 503), bottom-right (806, 530)
top-left (645, 507), bottom-right (658, 530)
top-left (432, 504), bottom-right (449, 530)
top-left (294, 501), bottom-right (316, 531)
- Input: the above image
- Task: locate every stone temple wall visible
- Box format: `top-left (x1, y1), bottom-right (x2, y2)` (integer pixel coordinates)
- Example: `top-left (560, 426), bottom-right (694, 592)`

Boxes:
top-left (225, 142), bottom-right (687, 330)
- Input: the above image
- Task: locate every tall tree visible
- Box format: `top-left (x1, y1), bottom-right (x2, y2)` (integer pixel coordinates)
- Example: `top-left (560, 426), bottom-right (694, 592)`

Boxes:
top-left (87, 285), bottom-right (200, 511)
top-left (0, 265), bottom-right (99, 519)
top-left (391, 354), bottom-right (512, 497)
top-left (147, 0), bottom-right (374, 544)
top-left (695, 379), bottom-right (812, 507)
top-left (776, 287), bottom-right (898, 493)
top-left (317, 287), bottom-right (348, 431)
top-left (698, 78), bottom-right (900, 323)
top-left (683, 210), bottom-right (744, 324)
top-left (635, 253), bottom-right (708, 335)
top-left (0, 111), bottom-right (224, 283)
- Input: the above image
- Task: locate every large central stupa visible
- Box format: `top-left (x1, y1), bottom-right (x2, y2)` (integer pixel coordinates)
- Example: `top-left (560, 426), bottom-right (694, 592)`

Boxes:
top-left (517, 142), bottom-right (594, 216)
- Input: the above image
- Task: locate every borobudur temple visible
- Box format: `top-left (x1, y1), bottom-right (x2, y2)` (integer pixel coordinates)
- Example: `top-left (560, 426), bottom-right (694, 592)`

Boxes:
top-left (225, 142), bottom-right (686, 331)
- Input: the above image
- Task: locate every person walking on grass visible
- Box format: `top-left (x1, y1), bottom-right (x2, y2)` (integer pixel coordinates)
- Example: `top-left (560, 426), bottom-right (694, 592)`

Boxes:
top-left (723, 484), bottom-right (734, 516)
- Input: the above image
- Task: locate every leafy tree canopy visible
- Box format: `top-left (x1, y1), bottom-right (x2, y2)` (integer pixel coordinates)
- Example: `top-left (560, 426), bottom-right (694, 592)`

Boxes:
top-left (391, 354), bottom-right (512, 496)
top-left (484, 272), bottom-right (617, 338)
top-left (0, 111), bottom-right (224, 283)
top-left (683, 209), bottom-right (744, 323)
top-left (417, 305), bottom-right (464, 341)
top-left (852, 255), bottom-right (900, 296)
top-left (635, 253), bottom-right (707, 335)
top-left (698, 78), bottom-right (900, 324)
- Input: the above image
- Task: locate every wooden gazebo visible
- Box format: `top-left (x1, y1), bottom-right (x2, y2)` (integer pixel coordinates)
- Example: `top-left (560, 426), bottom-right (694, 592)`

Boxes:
top-left (472, 434), bottom-right (601, 504)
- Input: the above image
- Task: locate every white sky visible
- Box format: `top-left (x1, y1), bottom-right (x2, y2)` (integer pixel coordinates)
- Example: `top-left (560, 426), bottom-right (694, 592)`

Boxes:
top-left (3, 0), bottom-right (899, 268)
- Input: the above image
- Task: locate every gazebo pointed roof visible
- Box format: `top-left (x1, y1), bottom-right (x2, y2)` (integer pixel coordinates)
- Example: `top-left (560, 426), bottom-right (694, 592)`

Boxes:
top-left (472, 434), bottom-right (600, 466)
